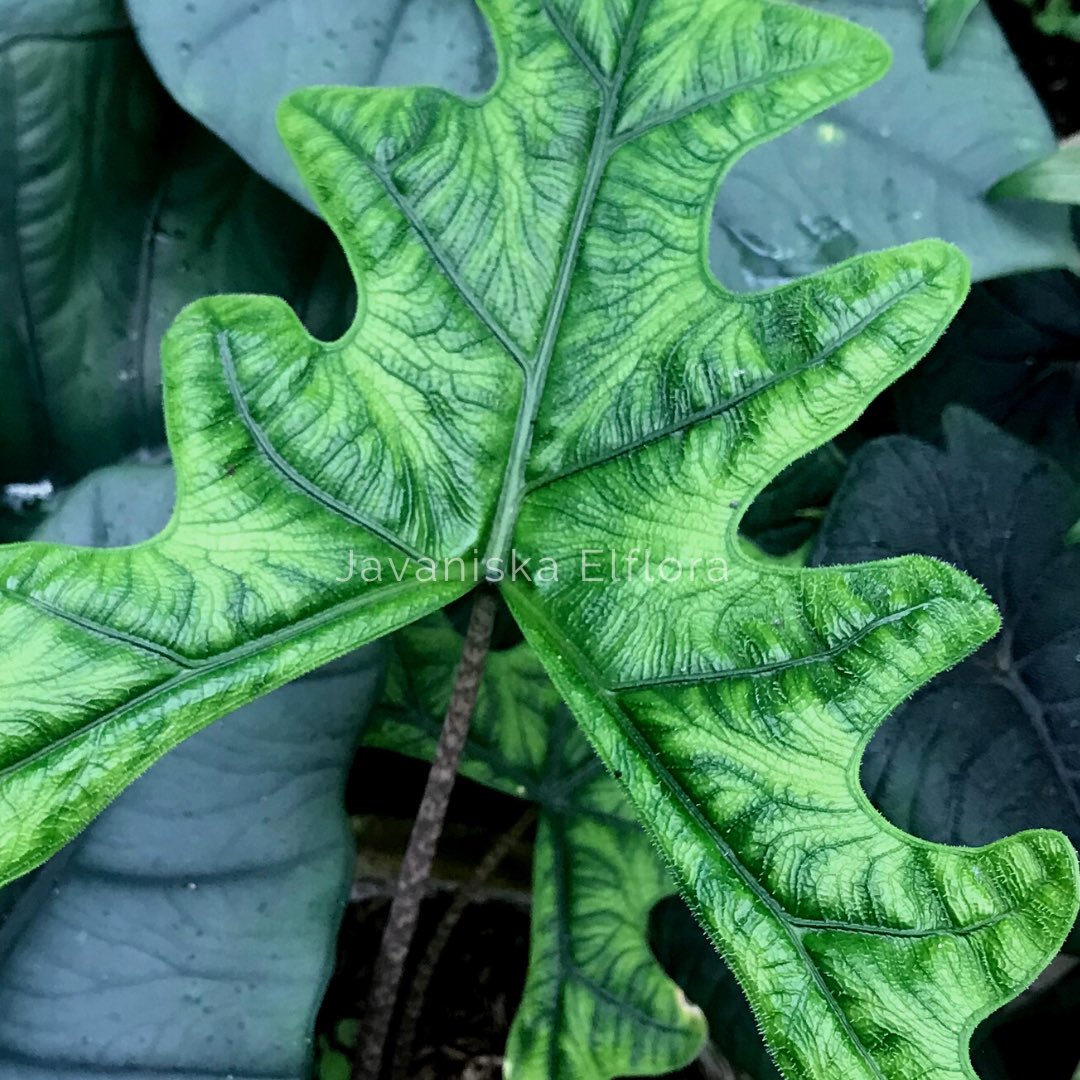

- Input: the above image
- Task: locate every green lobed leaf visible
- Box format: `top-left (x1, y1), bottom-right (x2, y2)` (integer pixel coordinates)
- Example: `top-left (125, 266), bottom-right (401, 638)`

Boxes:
top-left (124, 0), bottom-right (1079, 286)
top-left (0, 3), bottom-right (1076, 1077)
top-left (0, 0), bottom-right (346, 483)
top-left (812, 411), bottom-right (1080, 856)
top-left (368, 612), bottom-right (707, 1079)
top-left (0, 464), bottom-right (384, 1079)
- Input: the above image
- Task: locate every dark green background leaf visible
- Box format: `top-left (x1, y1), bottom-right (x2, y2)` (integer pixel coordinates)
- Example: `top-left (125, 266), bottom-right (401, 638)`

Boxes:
top-left (889, 269), bottom-right (1080, 474)
top-left (0, 0), bottom-right (346, 484)
top-left (368, 614), bottom-right (707, 1080)
top-left (0, 464), bottom-right (382, 1079)
top-left (812, 410), bottom-right (1080, 852)
top-left (652, 898), bottom-right (784, 1080)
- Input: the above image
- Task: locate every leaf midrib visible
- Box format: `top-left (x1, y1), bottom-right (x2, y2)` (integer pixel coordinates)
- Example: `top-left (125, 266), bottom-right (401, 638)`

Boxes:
top-left (482, 0), bottom-right (653, 568)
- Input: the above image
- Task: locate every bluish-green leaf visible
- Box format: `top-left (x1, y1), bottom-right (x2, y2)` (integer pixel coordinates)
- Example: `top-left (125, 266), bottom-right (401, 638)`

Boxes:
top-left (125, 0), bottom-right (1079, 284)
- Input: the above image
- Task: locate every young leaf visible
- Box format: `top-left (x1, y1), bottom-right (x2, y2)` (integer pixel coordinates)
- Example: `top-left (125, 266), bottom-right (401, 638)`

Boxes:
top-left (0, 464), bottom-right (384, 1079)
top-left (988, 144), bottom-right (1080, 205)
top-left (0, 4), bottom-right (1076, 1078)
top-left (368, 613), bottom-right (707, 1079)
top-left (813, 411), bottom-right (1080, 855)
top-left (923, 0), bottom-right (982, 67)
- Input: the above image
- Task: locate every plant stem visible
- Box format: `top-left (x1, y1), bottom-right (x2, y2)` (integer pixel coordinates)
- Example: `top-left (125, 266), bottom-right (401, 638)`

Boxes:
top-left (354, 587), bottom-right (498, 1080)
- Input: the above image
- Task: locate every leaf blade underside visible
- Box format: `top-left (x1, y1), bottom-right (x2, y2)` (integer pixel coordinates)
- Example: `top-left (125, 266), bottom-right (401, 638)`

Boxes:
top-left (0, 2), bottom-right (1075, 1079)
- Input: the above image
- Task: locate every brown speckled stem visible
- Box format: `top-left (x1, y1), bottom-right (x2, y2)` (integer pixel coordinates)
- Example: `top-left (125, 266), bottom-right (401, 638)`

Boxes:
top-left (354, 588), bottom-right (498, 1080)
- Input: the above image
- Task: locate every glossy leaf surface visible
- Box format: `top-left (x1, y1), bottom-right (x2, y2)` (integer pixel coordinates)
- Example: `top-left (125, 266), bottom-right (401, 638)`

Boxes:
top-left (0, 3), bottom-right (1076, 1078)
top-left (124, 0), bottom-right (1079, 285)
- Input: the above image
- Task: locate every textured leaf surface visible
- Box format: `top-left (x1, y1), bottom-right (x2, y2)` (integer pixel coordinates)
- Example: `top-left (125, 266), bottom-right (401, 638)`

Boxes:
top-left (369, 613), bottom-right (706, 1079)
top-left (0, 4), bottom-right (1076, 1078)
top-left (813, 411), bottom-right (1080, 854)
top-left (0, 0), bottom-right (345, 483)
top-left (0, 464), bottom-right (383, 1079)
top-left (124, 0), bottom-right (1078, 285)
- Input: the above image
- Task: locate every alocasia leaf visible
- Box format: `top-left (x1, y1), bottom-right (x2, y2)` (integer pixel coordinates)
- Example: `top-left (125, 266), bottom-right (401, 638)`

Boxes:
top-left (888, 268), bottom-right (1080, 476)
top-left (0, 3), bottom-right (1076, 1077)
top-left (367, 612), bottom-right (707, 1079)
top-left (0, 463), bottom-right (384, 1079)
top-left (125, 0), bottom-right (1078, 286)
top-left (0, 0), bottom-right (346, 483)
top-left (813, 410), bottom-right (1080, 857)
